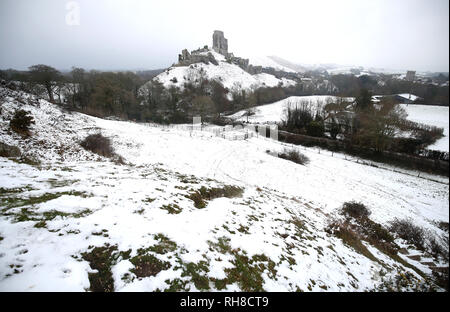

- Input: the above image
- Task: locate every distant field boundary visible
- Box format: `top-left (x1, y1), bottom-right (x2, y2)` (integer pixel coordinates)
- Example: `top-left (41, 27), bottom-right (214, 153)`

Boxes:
top-left (278, 130), bottom-right (449, 176)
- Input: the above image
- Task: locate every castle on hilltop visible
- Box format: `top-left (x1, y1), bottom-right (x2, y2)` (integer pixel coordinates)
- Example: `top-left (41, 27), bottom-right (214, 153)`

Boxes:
top-left (177, 30), bottom-right (251, 72)
top-left (176, 30), bottom-right (299, 79)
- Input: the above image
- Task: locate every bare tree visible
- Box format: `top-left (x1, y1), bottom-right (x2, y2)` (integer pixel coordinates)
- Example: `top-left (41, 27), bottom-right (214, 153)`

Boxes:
top-left (28, 64), bottom-right (62, 102)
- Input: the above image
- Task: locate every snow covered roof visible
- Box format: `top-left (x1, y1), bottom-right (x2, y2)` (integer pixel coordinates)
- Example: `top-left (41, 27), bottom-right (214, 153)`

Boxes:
top-left (397, 93), bottom-right (421, 101)
top-left (371, 94), bottom-right (422, 103)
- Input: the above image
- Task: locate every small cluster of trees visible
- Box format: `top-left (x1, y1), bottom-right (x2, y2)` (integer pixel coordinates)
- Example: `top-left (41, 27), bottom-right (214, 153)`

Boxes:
top-left (352, 95), bottom-right (407, 152)
top-left (347, 90), bottom-right (444, 154)
top-left (281, 100), bottom-right (325, 137)
top-left (71, 69), bottom-right (142, 119)
top-left (139, 70), bottom-right (231, 123)
top-left (330, 74), bottom-right (449, 106)
top-left (280, 89), bottom-right (444, 155)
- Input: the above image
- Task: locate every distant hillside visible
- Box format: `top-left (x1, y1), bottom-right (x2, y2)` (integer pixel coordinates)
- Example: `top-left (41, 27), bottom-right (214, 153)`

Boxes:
top-left (267, 56), bottom-right (308, 73)
top-left (151, 50), bottom-right (297, 92)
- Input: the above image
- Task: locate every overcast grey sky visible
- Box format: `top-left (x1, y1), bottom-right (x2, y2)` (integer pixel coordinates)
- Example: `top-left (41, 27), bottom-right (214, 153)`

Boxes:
top-left (0, 0), bottom-right (448, 72)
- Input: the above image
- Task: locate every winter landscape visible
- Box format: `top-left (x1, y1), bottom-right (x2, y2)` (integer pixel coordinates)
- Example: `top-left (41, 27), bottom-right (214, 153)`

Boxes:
top-left (0, 0), bottom-right (449, 294)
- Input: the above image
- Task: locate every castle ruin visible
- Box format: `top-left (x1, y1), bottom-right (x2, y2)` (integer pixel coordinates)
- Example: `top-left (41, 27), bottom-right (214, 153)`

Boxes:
top-left (175, 31), bottom-right (299, 81)
top-left (212, 30), bottom-right (228, 56)
top-left (176, 31), bottom-right (248, 69)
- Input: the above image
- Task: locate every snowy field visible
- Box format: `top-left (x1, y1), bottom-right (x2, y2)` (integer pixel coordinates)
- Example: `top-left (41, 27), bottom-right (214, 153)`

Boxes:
top-left (247, 55), bottom-right (296, 73)
top-left (229, 95), bottom-right (346, 123)
top-left (400, 104), bottom-right (449, 152)
top-left (0, 87), bottom-right (448, 291)
top-left (231, 97), bottom-right (449, 153)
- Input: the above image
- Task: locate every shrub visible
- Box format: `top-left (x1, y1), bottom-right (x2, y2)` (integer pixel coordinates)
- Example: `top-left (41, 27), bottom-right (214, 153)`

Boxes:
top-left (335, 202), bottom-right (397, 255)
top-left (0, 142), bottom-right (21, 157)
top-left (433, 268), bottom-right (449, 291)
top-left (80, 133), bottom-right (114, 157)
top-left (389, 218), bottom-right (425, 250)
top-left (278, 148), bottom-right (309, 165)
top-left (326, 221), bottom-right (378, 262)
top-left (329, 120), bottom-right (341, 139)
top-left (188, 185), bottom-right (244, 209)
top-left (428, 236), bottom-right (446, 259)
top-left (342, 201), bottom-right (371, 219)
top-left (306, 121), bottom-right (325, 137)
top-left (188, 192), bottom-right (206, 209)
top-left (10, 109), bottom-right (35, 135)
top-left (201, 185), bottom-right (244, 200)
top-left (437, 221), bottom-right (449, 232)
top-left (360, 218), bottom-right (395, 245)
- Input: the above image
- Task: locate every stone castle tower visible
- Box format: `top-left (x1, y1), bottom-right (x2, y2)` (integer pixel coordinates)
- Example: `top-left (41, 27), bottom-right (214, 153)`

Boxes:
top-left (212, 30), bottom-right (228, 56)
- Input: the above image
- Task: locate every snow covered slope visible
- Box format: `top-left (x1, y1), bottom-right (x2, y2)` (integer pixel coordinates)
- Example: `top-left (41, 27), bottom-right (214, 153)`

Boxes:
top-left (153, 50), bottom-right (296, 91)
top-left (400, 104), bottom-right (449, 152)
top-left (229, 95), bottom-right (351, 123)
top-left (0, 87), bottom-right (448, 291)
top-left (248, 55), bottom-right (297, 73)
top-left (230, 97), bottom-right (449, 153)
top-left (0, 88), bottom-right (103, 163)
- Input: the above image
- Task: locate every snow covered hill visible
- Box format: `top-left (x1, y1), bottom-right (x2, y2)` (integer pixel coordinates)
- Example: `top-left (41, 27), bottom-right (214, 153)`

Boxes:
top-left (247, 55), bottom-right (298, 73)
top-left (0, 87), bottom-right (448, 292)
top-left (400, 104), bottom-right (449, 152)
top-left (230, 96), bottom-right (449, 153)
top-left (229, 95), bottom-right (351, 123)
top-left (153, 50), bottom-right (296, 92)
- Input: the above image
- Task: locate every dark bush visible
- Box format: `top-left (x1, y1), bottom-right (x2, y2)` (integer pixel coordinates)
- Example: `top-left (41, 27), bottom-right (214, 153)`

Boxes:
top-left (360, 218), bottom-right (395, 244)
top-left (0, 142), bottom-right (21, 157)
top-left (188, 192), bottom-right (207, 209)
top-left (199, 185), bottom-right (244, 200)
top-left (278, 148), bottom-right (309, 165)
top-left (389, 218), bottom-right (425, 250)
top-left (391, 138), bottom-right (423, 154)
top-left (433, 268), bottom-right (449, 291)
top-left (437, 221), bottom-right (449, 232)
top-left (188, 185), bottom-right (244, 209)
top-left (306, 121), bottom-right (325, 137)
top-left (342, 201), bottom-right (371, 219)
top-left (80, 133), bottom-right (114, 157)
top-left (10, 109), bottom-right (35, 134)
top-left (428, 236), bottom-right (446, 259)
top-left (326, 221), bottom-right (379, 262)
top-left (329, 120), bottom-right (341, 139)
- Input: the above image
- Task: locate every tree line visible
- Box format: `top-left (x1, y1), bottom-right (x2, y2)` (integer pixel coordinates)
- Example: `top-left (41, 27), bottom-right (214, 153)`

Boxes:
top-left (330, 74), bottom-right (449, 106)
top-left (280, 89), bottom-right (444, 155)
top-left (1, 65), bottom-right (447, 127)
top-left (0, 64), bottom-right (309, 123)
